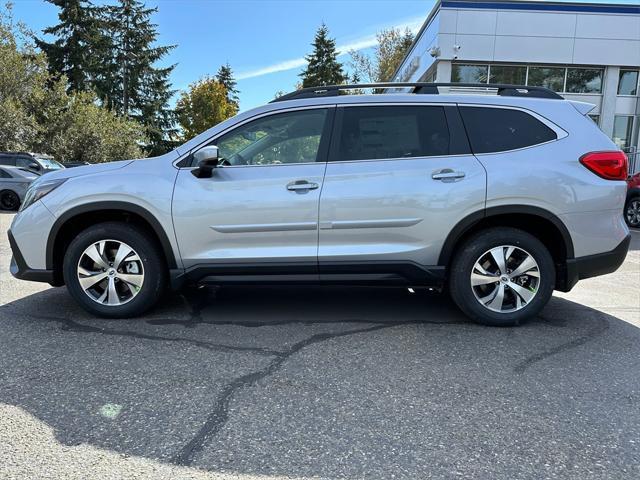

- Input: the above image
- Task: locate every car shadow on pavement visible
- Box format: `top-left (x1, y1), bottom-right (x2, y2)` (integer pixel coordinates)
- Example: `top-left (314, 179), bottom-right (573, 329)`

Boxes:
top-left (1, 285), bottom-right (640, 479)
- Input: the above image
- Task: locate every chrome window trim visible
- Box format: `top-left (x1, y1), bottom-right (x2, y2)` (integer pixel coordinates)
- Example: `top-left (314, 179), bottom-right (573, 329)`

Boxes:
top-left (173, 104), bottom-right (335, 169)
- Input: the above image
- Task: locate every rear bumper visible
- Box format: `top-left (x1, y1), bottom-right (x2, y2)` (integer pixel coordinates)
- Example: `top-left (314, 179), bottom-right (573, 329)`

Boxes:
top-left (8, 229), bottom-right (55, 284)
top-left (560, 234), bottom-right (631, 291)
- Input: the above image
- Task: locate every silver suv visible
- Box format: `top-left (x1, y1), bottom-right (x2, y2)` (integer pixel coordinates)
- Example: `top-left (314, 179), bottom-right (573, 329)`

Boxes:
top-left (8, 83), bottom-right (631, 326)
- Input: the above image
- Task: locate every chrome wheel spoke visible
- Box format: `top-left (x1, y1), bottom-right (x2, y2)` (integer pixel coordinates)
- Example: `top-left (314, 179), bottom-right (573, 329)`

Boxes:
top-left (106, 277), bottom-right (120, 305)
top-left (471, 272), bottom-right (499, 286)
top-left (509, 282), bottom-right (536, 305)
top-left (78, 271), bottom-right (108, 291)
top-left (85, 242), bottom-right (109, 270)
top-left (113, 243), bottom-right (134, 270)
top-left (486, 284), bottom-right (506, 310)
top-left (489, 247), bottom-right (507, 275)
top-left (118, 273), bottom-right (143, 288)
top-left (509, 255), bottom-right (537, 278)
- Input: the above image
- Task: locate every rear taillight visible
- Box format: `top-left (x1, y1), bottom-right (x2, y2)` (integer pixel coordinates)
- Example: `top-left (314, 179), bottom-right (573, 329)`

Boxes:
top-left (579, 151), bottom-right (628, 181)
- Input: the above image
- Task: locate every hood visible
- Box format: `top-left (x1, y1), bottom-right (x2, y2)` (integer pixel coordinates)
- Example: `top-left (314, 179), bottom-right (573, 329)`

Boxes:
top-left (42, 159), bottom-right (135, 181)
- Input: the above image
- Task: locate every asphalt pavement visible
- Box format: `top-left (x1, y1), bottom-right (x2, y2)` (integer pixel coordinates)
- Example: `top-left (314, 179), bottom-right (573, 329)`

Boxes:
top-left (1, 211), bottom-right (639, 480)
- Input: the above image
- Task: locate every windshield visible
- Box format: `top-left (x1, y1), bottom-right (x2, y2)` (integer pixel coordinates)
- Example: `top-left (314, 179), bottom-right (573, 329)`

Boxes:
top-left (36, 157), bottom-right (64, 170)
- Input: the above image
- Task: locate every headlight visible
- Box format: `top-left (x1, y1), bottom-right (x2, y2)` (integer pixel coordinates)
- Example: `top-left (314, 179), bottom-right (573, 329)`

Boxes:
top-left (20, 178), bottom-right (67, 212)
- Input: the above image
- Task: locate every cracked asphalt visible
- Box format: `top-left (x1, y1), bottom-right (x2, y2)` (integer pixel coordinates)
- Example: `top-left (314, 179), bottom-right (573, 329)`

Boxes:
top-left (1, 211), bottom-right (639, 480)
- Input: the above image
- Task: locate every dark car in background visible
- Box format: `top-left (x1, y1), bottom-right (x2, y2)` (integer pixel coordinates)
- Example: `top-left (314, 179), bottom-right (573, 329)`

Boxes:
top-left (626, 172), bottom-right (640, 228)
top-left (0, 152), bottom-right (65, 175)
top-left (0, 166), bottom-right (38, 211)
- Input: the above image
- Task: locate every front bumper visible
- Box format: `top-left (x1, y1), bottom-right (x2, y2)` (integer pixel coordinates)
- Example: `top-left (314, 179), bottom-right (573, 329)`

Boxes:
top-left (561, 234), bottom-right (631, 291)
top-left (8, 229), bottom-right (55, 284)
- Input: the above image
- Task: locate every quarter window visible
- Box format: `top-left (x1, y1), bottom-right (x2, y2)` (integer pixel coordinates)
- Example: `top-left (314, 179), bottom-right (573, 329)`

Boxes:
top-left (0, 169), bottom-right (10, 178)
top-left (213, 109), bottom-right (328, 166)
top-left (333, 106), bottom-right (451, 161)
top-left (460, 107), bottom-right (557, 154)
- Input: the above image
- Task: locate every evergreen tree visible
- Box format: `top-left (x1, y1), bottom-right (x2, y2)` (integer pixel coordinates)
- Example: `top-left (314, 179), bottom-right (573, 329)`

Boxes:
top-left (35, 0), bottom-right (105, 92)
top-left (102, 0), bottom-right (177, 154)
top-left (216, 63), bottom-right (239, 112)
top-left (299, 23), bottom-right (346, 88)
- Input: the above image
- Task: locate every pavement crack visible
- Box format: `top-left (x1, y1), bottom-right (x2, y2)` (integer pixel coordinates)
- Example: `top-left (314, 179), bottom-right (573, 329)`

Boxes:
top-left (514, 314), bottom-right (609, 374)
top-left (12, 310), bottom-right (281, 357)
top-left (170, 323), bottom-right (396, 466)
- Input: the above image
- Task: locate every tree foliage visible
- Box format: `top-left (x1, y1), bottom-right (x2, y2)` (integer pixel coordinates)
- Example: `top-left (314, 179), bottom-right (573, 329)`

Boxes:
top-left (175, 77), bottom-right (236, 141)
top-left (0, 5), bottom-right (145, 162)
top-left (299, 23), bottom-right (347, 88)
top-left (216, 63), bottom-right (239, 110)
top-left (350, 28), bottom-right (414, 83)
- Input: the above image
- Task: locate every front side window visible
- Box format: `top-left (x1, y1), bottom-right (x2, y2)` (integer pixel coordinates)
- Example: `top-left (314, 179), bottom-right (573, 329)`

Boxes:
top-left (333, 106), bottom-right (450, 161)
top-left (15, 157), bottom-right (38, 169)
top-left (527, 66), bottom-right (565, 92)
top-left (460, 107), bottom-right (557, 154)
top-left (618, 70), bottom-right (639, 96)
top-left (489, 65), bottom-right (526, 85)
top-left (565, 68), bottom-right (603, 93)
top-left (213, 109), bottom-right (328, 166)
top-left (452, 64), bottom-right (489, 84)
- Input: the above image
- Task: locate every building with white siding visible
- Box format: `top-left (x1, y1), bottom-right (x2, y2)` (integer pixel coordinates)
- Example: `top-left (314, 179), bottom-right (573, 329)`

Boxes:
top-left (393, 0), bottom-right (640, 159)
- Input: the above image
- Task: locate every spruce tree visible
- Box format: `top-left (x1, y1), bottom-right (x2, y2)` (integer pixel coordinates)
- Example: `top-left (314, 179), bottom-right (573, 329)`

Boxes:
top-left (35, 0), bottom-right (105, 92)
top-left (103, 0), bottom-right (177, 154)
top-left (300, 23), bottom-right (346, 88)
top-left (216, 63), bottom-right (239, 112)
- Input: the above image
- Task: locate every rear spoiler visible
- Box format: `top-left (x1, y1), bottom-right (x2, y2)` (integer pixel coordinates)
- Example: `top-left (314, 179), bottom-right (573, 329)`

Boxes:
top-left (569, 100), bottom-right (596, 116)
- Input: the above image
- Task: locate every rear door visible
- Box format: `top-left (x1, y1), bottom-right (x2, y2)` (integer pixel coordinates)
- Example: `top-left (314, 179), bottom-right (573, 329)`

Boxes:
top-left (318, 103), bottom-right (486, 281)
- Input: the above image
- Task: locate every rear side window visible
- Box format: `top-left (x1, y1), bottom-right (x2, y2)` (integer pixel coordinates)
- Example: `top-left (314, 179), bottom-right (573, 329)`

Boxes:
top-left (333, 106), bottom-right (450, 161)
top-left (460, 107), bottom-right (557, 154)
top-left (0, 169), bottom-right (10, 178)
top-left (0, 157), bottom-right (16, 166)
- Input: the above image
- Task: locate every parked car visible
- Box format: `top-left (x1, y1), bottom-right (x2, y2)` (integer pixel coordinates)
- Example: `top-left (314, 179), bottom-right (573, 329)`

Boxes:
top-left (0, 166), bottom-right (38, 211)
top-left (62, 161), bottom-right (92, 168)
top-left (625, 171), bottom-right (640, 228)
top-left (0, 152), bottom-right (65, 175)
top-left (8, 82), bottom-right (630, 326)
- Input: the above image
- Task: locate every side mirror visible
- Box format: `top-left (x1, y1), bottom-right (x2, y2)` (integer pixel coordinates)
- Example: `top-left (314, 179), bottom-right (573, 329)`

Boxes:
top-left (28, 162), bottom-right (40, 171)
top-left (191, 146), bottom-right (220, 178)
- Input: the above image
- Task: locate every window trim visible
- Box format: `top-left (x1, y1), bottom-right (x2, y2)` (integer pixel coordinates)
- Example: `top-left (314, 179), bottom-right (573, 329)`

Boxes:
top-left (457, 103), bottom-right (568, 156)
top-left (327, 102), bottom-right (468, 164)
top-left (173, 105), bottom-right (336, 169)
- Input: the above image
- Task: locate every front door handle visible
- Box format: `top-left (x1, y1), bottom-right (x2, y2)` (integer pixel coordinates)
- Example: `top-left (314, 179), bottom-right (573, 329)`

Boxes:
top-left (287, 180), bottom-right (319, 191)
top-left (432, 169), bottom-right (466, 182)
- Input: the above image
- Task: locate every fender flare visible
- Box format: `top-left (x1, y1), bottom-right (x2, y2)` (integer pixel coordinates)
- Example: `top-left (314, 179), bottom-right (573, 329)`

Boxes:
top-left (437, 205), bottom-right (575, 266)
top-left (46, 201), bottom-right (178, 270)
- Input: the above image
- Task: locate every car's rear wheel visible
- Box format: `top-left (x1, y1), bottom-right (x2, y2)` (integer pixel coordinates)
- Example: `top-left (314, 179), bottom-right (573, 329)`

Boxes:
top-left (63, 222), bottom-right (166, 318)
top-left (449, 227), bottom-right (555, 326)
top-left (0, 190), bottom-right (20, 211)
top-left (625, 197), bottom-right (640, 228)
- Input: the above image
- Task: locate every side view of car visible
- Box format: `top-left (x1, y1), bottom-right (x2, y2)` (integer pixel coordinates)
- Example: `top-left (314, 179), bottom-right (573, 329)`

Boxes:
top-left (8, 82), bottom-right (631, 326)
top-left (625, 172), bottom-right (640, 228)
top-left (0, 166), bottom-right (38, 211)
top-left (0, 152), bottom-right (65, 176)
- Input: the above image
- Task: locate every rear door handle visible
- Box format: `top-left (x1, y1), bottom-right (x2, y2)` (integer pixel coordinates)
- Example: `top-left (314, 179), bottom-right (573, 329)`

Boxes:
top-left (286, 180), bottom-right (319, 191)
top-left (432, 169), bottom-right (466, 182)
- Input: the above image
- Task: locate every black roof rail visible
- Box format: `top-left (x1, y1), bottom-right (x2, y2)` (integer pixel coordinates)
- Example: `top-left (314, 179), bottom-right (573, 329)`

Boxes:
top-left (271, 82), bottom-right (564, 102)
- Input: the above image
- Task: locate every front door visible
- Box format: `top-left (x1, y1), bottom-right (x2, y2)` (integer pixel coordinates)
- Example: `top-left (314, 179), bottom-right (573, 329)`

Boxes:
top-left (318, 104), bottom-right (486, 281)
top-left (173, 107), bottom-right (334, 277)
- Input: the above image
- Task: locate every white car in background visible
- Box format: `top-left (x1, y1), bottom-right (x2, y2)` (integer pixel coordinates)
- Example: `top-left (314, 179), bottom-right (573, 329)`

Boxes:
top-left (0, 166), bottom-right (39, 211)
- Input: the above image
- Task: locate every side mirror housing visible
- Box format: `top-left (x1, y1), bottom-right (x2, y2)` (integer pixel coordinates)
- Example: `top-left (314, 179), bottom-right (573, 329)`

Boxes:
top-left (28, 162), bottom-right (40, 171)
top-left (191, 146), bottom-right (220, 178)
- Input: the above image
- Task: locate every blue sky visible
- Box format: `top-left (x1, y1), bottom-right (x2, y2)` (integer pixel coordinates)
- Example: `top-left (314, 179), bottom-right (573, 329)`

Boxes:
top-left (9, 0), bottom-right (640, 111)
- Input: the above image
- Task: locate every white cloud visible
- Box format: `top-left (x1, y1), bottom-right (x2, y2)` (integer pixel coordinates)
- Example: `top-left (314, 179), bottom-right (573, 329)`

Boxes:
top-left (236, 16), bottom-right (424, 81)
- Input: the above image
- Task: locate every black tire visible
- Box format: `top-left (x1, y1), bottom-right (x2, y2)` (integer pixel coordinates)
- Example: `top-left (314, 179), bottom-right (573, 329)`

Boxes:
top-left (625, 196), bottom-right (640, 228)
top-left (63, 222), bottom-right (167, 318)
top-left (449, 227), bottom-right (555, 327)
top-left (0, 190), bottom-right (20, 211)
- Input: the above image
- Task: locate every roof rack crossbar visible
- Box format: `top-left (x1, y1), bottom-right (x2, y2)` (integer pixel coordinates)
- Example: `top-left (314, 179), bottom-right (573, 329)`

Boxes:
top-left (271, 82), bottom-right (563, 102)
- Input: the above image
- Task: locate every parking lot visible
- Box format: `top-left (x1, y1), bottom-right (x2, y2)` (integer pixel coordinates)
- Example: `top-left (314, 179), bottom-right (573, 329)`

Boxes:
top-left (0, 211), bottom-right (639, 479)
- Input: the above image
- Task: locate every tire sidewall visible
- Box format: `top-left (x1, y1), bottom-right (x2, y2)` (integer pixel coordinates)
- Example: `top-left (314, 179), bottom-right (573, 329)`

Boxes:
top-left (63, 222), bottom-right (166, 318)
top-left (449, 228), bottom-right (555, 326)
top-left (0, 190), bottom-right (20, 211)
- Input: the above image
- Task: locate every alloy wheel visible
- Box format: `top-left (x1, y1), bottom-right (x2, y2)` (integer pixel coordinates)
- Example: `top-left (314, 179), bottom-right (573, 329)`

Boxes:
top-left (626, 199), bottom-right (640, 228)
top-left (77, 240), bottom-right (144, 306)
top-left (470, 245), bottom-right (540, 313)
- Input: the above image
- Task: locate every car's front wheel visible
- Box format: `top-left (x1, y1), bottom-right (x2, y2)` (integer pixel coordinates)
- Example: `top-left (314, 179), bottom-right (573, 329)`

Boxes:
top-left (625, 197), bottom-right (640, 228)
top-left (63, 222), bottom-right (167, 318)
top-left (449, 227), bottom-right (555, 326)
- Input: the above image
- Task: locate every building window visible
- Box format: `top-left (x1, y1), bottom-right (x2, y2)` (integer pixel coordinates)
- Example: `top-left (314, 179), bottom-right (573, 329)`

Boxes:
top-left (489, 65), bottom-right (527, 85)
top-left (451, 64), bottom-right (488, 84)
top-left (618, 70), bottom-right (639, 96)
top-left (613, 116), bottom-right (634, 149)
top-left (565, 68), bottom-right (603, 94)
top-left (527, 66), bottom-right (565, 92)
